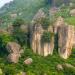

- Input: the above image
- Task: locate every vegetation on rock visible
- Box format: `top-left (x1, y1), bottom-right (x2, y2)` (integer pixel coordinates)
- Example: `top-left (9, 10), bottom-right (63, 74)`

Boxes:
top-left (41, 31), bottom-right (54, 43)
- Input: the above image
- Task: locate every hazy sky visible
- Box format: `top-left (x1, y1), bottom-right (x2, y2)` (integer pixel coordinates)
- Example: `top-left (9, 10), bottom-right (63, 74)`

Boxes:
top-left (0, 0), bottom-right (13, 8)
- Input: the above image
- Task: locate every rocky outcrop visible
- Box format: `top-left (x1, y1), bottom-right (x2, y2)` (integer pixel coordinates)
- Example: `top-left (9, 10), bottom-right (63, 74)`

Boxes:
top-left (53, 16), bottom-right (75, 59)
top-left (58, 24), bottom-right (75, 59)
top-left (31, 9), bottom-right (54, 56)
top-left (31, 10), bottom-right (75, 59)
top-left (6, 42), bottom-right (23, 63)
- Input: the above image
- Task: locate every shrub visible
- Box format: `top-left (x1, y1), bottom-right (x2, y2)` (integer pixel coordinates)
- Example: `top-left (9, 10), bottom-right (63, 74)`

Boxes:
top-left (0, 33), bottom-right (13, 57)
top-left (56, 8), bottom-right (70, 18)
top-left (0, 33), bottom-right (13, 46)
top-left (12, 18), bottom-right (28, 46)
top-left (36, 17), bottom-right (50, 30)
top-left (3, 64), bottom-right (19, 75)
top-left (63, 66), bottom-right (75, 75)
top-left (41, 17), bottom-right (50, 30)
top-left (65, 16), bottom-right (75, 25)
top-left (41, 31), bottom-right (54, 43)
top-left (13, 18), bottom-right (24, 27)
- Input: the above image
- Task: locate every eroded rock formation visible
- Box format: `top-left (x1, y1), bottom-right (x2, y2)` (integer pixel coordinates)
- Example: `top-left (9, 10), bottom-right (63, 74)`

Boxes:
top-left (31, 8), bottom-right (75, 59)
top-left (5, 9), bottom-right (75, 60)
top-left (31, 9), bottom-right (54, 56)
top-left (6, 42), bottom-right (23, 63)
top-left (31, 24), bottom-right (54, 56)
top-left (58, 24), bottom-right (75, 59)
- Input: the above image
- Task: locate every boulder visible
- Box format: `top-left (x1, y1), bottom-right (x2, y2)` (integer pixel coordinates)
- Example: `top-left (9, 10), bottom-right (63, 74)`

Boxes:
top-left (6, 42), bottom-right (21, 53)
top-left (6, 42), bottom-right (23, 63)
top-left (7, 53), bottom-right (21, 63)
top-left (63, 63), bottom-right (75, 69)
top-left (24, 58), bottom-right (33, 65)
top-left (58, 24), bottom-right (75, 59)
top-left (56, 64), bottom-right (63, 71)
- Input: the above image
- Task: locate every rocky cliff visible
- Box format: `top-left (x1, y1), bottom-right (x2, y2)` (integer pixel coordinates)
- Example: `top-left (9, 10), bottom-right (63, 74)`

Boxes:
top-left (31, 9), bottom-right (54, 56)
top-left (30, 9), bottom-right (75, 59)
top-left (58, 24), bottom-right (75, 59)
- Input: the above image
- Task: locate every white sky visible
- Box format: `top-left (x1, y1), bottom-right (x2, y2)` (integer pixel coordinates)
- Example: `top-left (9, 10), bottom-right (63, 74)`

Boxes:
top-left (0, 0), bottom-right (13, 8)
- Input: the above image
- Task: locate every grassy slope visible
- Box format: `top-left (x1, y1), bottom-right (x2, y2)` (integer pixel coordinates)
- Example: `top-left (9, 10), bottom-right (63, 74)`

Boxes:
top-left (0, 48), bottom-right (75, 75)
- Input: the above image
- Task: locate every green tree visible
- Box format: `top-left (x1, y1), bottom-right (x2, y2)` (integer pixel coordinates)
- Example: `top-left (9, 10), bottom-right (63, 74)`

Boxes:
top-left (12, 18), bottom-right (28, 46)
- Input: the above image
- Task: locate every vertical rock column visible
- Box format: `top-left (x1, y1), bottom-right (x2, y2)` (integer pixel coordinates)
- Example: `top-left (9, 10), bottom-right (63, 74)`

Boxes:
top-left (31, 24), bottom-right (44, 55)
top-left (31, 23), bottom-right (54, 56)
top-left (58, 25), bottom-right (75, 59)
top-left (31, 9), bottom-right (54, 56)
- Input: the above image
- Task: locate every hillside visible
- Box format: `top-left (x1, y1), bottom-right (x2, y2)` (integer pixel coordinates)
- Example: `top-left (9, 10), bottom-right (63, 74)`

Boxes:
top-left (0, 0), bottom-right (46, 28)
top-left (0, 0), bottom-right (75, 75)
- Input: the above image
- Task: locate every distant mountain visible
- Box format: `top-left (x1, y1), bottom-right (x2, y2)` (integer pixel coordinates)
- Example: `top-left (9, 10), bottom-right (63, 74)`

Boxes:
top-left (0, 0), bottom-right (46, 28)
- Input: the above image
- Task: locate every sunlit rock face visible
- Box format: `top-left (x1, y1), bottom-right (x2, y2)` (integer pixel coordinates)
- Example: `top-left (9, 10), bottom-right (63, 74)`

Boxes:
top-left (31, 24), bottom-right (54, 56)
top-left (53, 16), bottom-right (75, 59)
top-left (31, 9), bottom-right (54, 56)
top-left (58, 24), bottom-right (75, 59)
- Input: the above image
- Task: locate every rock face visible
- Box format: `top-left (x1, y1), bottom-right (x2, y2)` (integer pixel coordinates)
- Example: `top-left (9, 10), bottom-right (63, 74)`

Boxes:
top-left (58, 24), bottom-right (75, 59)
top-left (6, 42), bottom-right (23, 63)
top-left (31, 10), bottom-right (75, 59)
top-left (31, 9), bottom-right (54, 56)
